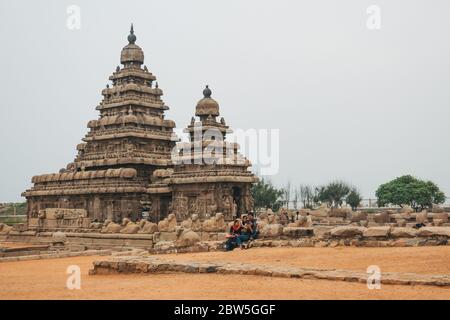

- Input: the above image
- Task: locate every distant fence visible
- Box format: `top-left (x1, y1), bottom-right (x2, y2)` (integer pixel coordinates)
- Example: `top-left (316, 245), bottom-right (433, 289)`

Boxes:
top-left (284, 197), bottom-right (450, 210)
top-left (0, 215), bottom-right (27, 225)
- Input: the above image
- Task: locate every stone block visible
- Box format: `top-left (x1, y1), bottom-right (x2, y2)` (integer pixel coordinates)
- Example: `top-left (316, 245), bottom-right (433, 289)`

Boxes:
top-left (217, 233), bottom-right (227, 241)
top-left (363, 226), bottom-right (391, 238)
top-left (330, 226), bottom-right (366, 238)
top-left (282, 227), bottom-right (313, 238)
top-left (432, 212), bottom-right (448, 223)
top-left (417, 227), bottom-right (450, 237)
top-left (390, 227), bottom-right (418, 238)
top-left (159, 232), bottom-right (177, 242)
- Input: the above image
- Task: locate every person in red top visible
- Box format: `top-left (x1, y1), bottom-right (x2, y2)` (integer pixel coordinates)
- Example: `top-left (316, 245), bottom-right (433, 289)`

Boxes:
top-left (225, 219), bottom-right (242, 251)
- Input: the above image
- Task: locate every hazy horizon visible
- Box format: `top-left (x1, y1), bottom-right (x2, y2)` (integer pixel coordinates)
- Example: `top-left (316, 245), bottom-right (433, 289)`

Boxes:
top-left (1, 0), bottom-right (449, 202)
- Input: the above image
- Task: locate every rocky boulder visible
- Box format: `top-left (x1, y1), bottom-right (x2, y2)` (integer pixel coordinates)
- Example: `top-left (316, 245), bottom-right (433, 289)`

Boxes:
top-left (363, 226), bottom-right (391, 238)
top-left (330, 226), bottom-right (366, 238)
top-left (260, 224), bottom-right (283, 238)
top-left (417, 227), bottom-right (450, 238)
top-left (0, 223), bottom-right (13, 235)
top-left (432, 212), bottom-right (448, 223)
top-left (282, 227), bottom-right (314, 238)
top-left (390, 227), bottom-right (418, 238)
top-left (373, 211), bottom-right (391, 224)
top-left (415, 211), bottom-right (428, 224)
top-left (350, 211), bottom-right (367, 223)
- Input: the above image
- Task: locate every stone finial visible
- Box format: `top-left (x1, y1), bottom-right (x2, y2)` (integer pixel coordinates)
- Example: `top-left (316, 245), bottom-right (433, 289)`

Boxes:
top-left (203, 85), bottom-right (212, 98)
top-left (128, 23), bottom-right (136, 44)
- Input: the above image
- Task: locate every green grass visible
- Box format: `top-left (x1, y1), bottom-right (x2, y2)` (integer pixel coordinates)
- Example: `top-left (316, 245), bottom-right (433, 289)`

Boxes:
top-left (0, 215), bottom-right (27, 225)
top-left (0, 202), bottom-right (27, 216)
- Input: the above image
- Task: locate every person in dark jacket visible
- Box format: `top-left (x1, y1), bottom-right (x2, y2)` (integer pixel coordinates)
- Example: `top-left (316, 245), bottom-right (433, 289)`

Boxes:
top-left (247, 212), bottom-right (259, 240)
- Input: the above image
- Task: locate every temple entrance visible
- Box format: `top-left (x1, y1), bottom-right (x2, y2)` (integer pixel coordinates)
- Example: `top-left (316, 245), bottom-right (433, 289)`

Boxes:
top-left (159, 196), bottom-right (171, 221)
top-left (232, 186), bottom-right (242, 217)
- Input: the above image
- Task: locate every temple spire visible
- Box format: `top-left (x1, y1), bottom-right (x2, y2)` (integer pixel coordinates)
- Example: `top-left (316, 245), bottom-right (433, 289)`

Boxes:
top-left (203, 85), bottom-right (212, 98)
top-left (128, 23), bottom-right (136, 44)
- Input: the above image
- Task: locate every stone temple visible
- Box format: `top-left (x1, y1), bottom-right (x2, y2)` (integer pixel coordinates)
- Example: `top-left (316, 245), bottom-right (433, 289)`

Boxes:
top-left (22, 26), bottom-right (257, 230)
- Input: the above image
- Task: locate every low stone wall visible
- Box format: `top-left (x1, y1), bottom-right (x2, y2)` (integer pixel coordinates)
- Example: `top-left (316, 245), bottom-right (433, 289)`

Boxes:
top-left (2, 226), bottom-right (449, 252)
top-left (90, 255), bottom-right (450, 287)
top-left (0, 249), bottom-right (111, 263)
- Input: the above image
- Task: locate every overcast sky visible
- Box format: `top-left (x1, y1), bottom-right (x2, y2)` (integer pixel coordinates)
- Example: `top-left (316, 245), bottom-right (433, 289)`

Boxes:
top-left (1, 0), bottom-right (449, 202)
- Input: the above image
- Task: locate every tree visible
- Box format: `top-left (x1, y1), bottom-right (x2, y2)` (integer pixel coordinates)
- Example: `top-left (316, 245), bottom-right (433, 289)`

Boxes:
top-left (346, 188), bottom-right (362, 211)
top-left (316, 180), bottom-right (352, 208)
top-left (251, 178), bottom-right (284, 211)
top-left (376, 175), bottom-right (445, 211)
top-left (282, 181), bottom-right (292, 209)
top-left (299, 184), bottom-right (314, 209)
top-left (292, 187), bottom-right (300, 210)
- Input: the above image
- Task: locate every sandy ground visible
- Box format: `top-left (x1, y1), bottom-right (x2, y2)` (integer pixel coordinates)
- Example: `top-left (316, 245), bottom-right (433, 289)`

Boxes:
top-left (163, 246), bottom-right (450, 275)
top-left (0, 246), bottom-right (449, 300)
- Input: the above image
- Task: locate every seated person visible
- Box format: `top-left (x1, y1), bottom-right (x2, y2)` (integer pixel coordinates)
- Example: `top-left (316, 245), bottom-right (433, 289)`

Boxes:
top-left (225, 219), bottom-right (242, 251)
top-left (247, 212), bottom-right (259, 240)
top-left (236, 216), bottom-right (253, 249)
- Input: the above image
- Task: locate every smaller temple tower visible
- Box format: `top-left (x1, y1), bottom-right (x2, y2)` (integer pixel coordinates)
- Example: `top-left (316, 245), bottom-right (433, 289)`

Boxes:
top-left (166, 86), bottom-right (258, 221)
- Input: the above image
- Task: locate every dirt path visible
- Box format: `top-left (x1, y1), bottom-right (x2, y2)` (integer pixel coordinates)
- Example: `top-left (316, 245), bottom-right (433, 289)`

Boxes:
top-left (0, 246), bottom-right (449, 300)
top-left (163, 246), bottom-right (450, 275)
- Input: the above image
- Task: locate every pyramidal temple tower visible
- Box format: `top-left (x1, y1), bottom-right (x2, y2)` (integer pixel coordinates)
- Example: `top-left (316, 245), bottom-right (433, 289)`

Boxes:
top-left (23, 26), bottom-right (257, 231)
top-left (23, 25), bottom-right (177, 225)
top-left (165, 86), bottom-right (258, 222)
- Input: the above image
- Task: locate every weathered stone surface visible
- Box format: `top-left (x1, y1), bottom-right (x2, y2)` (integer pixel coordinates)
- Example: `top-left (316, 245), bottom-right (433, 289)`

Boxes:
top-left (120, 219), bottom-right (140, 234)
top-left (158, 232), bottom-right (178, 242)
top-left (153, 241), bottom-right (176, 251)
top-left (138, 220), bottom-right (158, 234)
top-left (260, 224), bottom-right (283, 237)
top-left (417, 227), bottom-right (450, 238)
top-left (416, 211), bottom-right (428, 223)
top-left (313, 226), bottom-right (333, 239)
top-left (202, 213), bottom-right (227, 232)
top-left (158, 214), bottom-right (177, 232)
top-left (373, 212), bottom-right (391, 224)
top-left (101, 220), bottom-right (122, 233)
top-left (363, 226), bottom-right (391, 238)
top-left (52, 231), bottom-right (67, 243)
top-left (350, 211), bottom-right (367, 223)
top-left (390, 227), bottom-right (418, 238)
top-left (282, 227), bottom-right (313, 238)
top-left (175, 227), bottom-right (201, 247)
top-left (330, 226), bottom-right (366, 238)
top-left (0, 223), bottom-right (13, 235)
top-left (329, 208), bottom-right (351, 219)
top-left (432, 212), bottom-right (448, 223)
